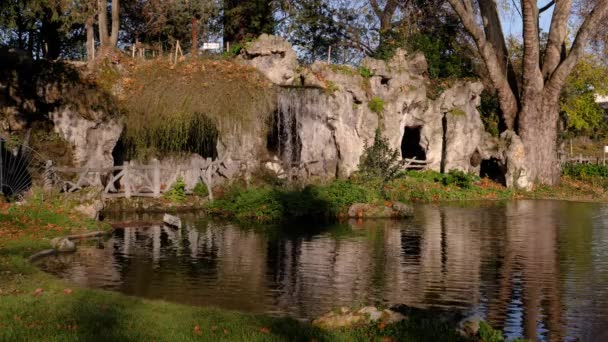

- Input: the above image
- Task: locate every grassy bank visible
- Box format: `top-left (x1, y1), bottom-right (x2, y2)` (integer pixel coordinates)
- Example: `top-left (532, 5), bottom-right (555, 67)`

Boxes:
top-left (206, 169), bottom-right (608, 223)
top-left (0, 191), bottom-right (474, 341)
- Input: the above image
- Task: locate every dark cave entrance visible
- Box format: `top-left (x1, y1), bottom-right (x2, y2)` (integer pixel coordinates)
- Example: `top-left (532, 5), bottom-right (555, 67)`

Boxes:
top-left (401, 126), bottom-right (426, 161)
top-left (480, 158), bottom-right (506, 186)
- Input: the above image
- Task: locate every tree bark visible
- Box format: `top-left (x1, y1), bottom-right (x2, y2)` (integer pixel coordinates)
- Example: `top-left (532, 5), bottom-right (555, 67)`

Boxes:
top-left (518, 95), bottom-right (561, 185)
top-left (109, 0), bottom-right (120, 47)
top-left (97, 0), bottom-right (109, 47)
top-left (86, 16), bottom-right (95, 62)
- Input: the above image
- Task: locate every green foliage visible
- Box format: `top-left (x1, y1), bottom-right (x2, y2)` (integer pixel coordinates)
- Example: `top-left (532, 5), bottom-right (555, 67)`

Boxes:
top-left (448, 108), bottom-right (466, 116)
top-left (561, 55), bottom-right (608, 138)
top-left (478, 90), bottom-right (501, 137)
top-left (329, 64), bottom-right (355, 75)
top-left (440, 170), bottom-right (479, 189)
top-left (478, 321), bottom-right (505, 342)
top-left (208, 180), bottom-right (378, 223)
top-left (357, 129), bottom-right (402, 183)
top-left (164, 177), bottom-right (187, 203)
top-left (562, 163), bottom-right (608, 178)
top-left (368, 97), bottom-right (385, 114)
top-left (406, 32), bottom-right (475, 79)
top-left (193, 181), bottom-right (209, 198)
top-left (325, 80), bottom-right (339, 94)
top-left (358, 67), bottom-right (374, 78)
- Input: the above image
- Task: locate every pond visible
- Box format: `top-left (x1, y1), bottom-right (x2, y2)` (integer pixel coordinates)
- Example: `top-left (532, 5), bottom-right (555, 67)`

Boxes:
top-left (36, 200), bottom-right (608, 341)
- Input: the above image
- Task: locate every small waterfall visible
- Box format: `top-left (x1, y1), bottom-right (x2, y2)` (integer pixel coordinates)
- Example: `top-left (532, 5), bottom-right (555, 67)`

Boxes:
top-left (274, 87), bottom-right (306, 170)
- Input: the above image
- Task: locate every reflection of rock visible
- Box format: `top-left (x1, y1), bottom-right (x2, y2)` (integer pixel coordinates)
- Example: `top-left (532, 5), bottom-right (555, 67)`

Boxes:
top-left (50, 238), bottom-right (76, 253)
top-left (347, 202), bottom-right (413, 219)
top-left (313, 306), bottom-right (407, 329)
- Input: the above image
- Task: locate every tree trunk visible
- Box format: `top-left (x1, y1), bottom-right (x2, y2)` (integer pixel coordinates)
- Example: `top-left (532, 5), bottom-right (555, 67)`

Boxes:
top-left (192, 17), bottom-right (198, 54)
top-left (518, 95), bottom-right (561, 185)
top-left (86, 16), bottom-right (95, 62)
top-left (97, 0), bottom-right (109, 47)
top-left (109, 0), bottom-right (120, 47)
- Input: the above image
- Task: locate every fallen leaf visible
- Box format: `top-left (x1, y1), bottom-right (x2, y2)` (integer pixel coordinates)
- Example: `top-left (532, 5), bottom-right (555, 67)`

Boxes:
top-left (211, 325), bottom-right (218, 331)
top-left (259, 327), bottom-right (270, 334)
top-left (63, 288), bottom-right (73, 295)
top-left (194, 324), bottom-right (201, 335)
top-left (378, 322), bottom-right (387, 330)
top-left (223, 329), bottom-right (229, 335)
top-left (33, 288), bottom-right (43, 297)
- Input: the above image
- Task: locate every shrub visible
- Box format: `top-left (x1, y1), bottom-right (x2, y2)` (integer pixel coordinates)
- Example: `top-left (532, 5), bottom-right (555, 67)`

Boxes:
top-left (313, 180), bottom-right (377, 215)
top-left (164, 176), bottom-right (187, 203)
top-left (325, 80), bottom-right (339, 94)
top-left (440, 169), bottom-right (478, 189)
top-left (358, 66), bottom-right (374, 78)
top-left (562, 163), bottom-right (608, 178)
top-left (357, 129), bottom-right (403, 183)
top-left (368, 97), bottom-right (385, 114)
top-left (193, 181), bottom-right (209, 197)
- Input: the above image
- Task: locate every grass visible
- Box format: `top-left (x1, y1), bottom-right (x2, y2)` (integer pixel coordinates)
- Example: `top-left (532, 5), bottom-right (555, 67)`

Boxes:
top-left (207, 170), bottom-right (608, 224)
top-left (0, 189), bottom-right (470, 341)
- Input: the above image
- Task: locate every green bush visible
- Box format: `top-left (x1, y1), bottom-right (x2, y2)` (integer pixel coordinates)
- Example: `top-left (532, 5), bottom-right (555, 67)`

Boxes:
top-left (368, 97), bottom-right (385, 114)
top-left (440, 169), bottom-right (478, 189)
top-left (193, 181), bottom-right (209, 197)
top-left (357, 129), bottom-right (403, 183)
top-left (562, 163), bottom-right (608, 178)
top-left (164, 176), bottom-right (187, 203)
top-left (358, 66), bottom-right (374, 78)
top-left (478, 321), bottom-right (505, 342)
top-left (207, 180), bottom-right (378, 223)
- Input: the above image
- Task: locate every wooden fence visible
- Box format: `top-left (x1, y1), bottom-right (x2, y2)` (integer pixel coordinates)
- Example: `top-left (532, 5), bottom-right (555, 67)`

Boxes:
top-left (50, 157), bottom-right (225, 200)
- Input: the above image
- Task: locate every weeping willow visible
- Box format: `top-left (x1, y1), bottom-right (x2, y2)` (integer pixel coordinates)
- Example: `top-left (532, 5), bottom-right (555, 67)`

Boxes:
top-left (118, 59), bottom-right (276, 160)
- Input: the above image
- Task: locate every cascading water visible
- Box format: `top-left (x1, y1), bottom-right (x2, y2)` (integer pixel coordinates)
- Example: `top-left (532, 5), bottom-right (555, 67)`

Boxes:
top-left (274, 87), bottom-right (305, 171)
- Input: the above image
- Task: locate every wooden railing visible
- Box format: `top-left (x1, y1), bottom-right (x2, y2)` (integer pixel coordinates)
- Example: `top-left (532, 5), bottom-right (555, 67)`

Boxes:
top-left (49, 157), bottom-right (226, 200)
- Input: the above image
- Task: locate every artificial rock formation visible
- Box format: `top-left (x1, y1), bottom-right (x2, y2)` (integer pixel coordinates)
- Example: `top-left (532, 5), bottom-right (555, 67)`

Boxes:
top-left (239, 36), bottom-right (529, 187)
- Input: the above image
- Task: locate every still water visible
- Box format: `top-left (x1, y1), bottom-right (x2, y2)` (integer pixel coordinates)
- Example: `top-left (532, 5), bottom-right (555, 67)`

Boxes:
top-left (37, 200), bottom-right (608, 341)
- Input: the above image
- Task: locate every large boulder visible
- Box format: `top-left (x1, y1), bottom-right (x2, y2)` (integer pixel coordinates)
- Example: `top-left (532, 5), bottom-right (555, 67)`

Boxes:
top-left (239, 34), bottom-right (299, 85)
top-left (313, 306), bottom-right (407, 329)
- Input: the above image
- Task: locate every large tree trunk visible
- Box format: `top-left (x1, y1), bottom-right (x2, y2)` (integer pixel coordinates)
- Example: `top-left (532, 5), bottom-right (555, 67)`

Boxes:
top-left (518, 95), bottom-right (561, 185)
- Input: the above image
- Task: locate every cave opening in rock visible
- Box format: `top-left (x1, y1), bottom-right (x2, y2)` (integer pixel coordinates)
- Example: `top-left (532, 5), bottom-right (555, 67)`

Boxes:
top-left (480, 158), bottom-right (506, 186)
top-left (401, 126), bottom-right (426, 161)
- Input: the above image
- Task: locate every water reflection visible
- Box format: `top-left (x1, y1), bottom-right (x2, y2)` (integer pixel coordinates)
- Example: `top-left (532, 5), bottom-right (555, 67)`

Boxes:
top-left (38, 200), bottom-right (608, 341)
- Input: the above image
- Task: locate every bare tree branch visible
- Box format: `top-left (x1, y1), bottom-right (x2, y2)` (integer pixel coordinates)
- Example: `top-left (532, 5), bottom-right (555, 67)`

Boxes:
top-left (539, 0), bottom-right (555, 13)
top-left (446, 0), bottom-right (519, 129)
top-left (545, 0), bottom-right (608, 97)
top-left (542, 0), bottom-right (571, 79)
top-left (521, 0), bottom-right (543, 94)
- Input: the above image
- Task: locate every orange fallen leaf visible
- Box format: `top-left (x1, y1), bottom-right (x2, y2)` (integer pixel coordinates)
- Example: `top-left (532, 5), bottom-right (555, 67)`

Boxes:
top-left (378, 322), bottom-right (387, 330)
top-left (63, 288), bottom-right (73, 295)
top-left (33, 288), bottom-right (43, 297)
top-left (194, 324), bottom-right (201, 335)
top-left (259, 327), bottom-right (270, 334)
top-left (223, 329), bottom-right (229, 335)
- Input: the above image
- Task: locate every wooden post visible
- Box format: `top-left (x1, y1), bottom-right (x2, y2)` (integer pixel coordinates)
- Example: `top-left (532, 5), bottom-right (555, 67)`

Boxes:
top-left (153, 158), bottom-right (161, 198)
top-left (132, 44), bottom-right (135, 59)
top-left (124, 161), bottom-right (132, 199)
top-left (327, 46), bottom-right (331, 64)
top-left (43, 160), bottom-right (53, 190)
